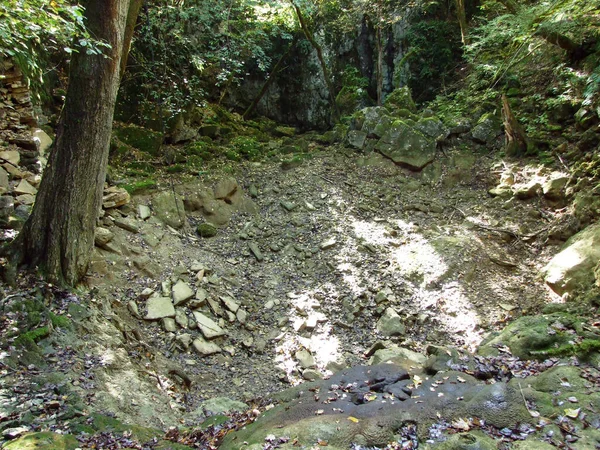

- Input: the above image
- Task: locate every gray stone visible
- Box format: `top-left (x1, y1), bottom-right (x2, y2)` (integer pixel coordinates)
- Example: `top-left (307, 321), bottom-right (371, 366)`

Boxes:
top-left (14, 179), bottom-right (37, 195)
top-left (280, 201), bottom-right (296, 211)
top-left (302, 369), bottom-right (323, 381)
top-left (359, 106), bottom-right (391, 135)
top-left (220, 295), bottom-right (239, 313)
top-left (375, 121), bottom-right (436, 171)
top-left (172, 280), bottom-right (194, 306)
top-left (144, 297), bottom-right (175, 320)
top-left (295, 349), bottom-right (316, 369)
top-left (114, 217), bottom-right (139, 233)
top-left (0, 150), bottom-right (20, 166)
top-left (127, 300), bottom-right (139, 317)
top-left (175, 308), bottom-right (188, 328)
top-left (543, 222), bottom-right (600, 295)
top-left (138, 204), bottom-right (151, 220)
top-left (214, 177), bottom-right (239, 201)
top-left (162, 317), bottom-right (177, 332)
top-left (471, 114), bottom-right (502, 144)
top-left (414, 117), bottom-right (448, 139)
top-left (248, 242), bottom-right (264, 261)
top-left (236, 308), bottom-right (248, 324)
top-left (376, 307), bottom-right (406, 336)
top-left (543, 175), bottom-right (569, 201)
top-left (193, 311), bottom-right (226, 339)
top-left (33, 128), bottom-right (52, 154)
top-left (368, 345), bottom-right (427, 366)
top-left (176, 333), bottom-right (193, 349)
top-left (152, 191), bottom-right (187, 229)
top-left (347, 130), bottom-right (368, 150)
top-left (201, 397), bottom-right (248, 415)
top-left (15, 194), bottom-right (35, 206)
top-left (193, 337), bottom-right (221, 356)
top-left (514, 180), bottom-right (541, 199)
top-left (0, 167), bottom-right (8, 193)
top-left (320, 238), bottom-right (337, 250)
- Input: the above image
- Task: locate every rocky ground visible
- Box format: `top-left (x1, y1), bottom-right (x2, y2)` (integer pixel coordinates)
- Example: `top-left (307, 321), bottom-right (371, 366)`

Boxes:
top-left (2, 129), bottom-right (600, 449)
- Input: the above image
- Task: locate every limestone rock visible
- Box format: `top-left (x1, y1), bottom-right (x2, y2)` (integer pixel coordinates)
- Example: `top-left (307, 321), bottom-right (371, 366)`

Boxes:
top-left (471, 114), bottom-right (502, 144)
top-left (193, 311), bottom-right (226, 339)
top-left (162, 317), bottom-right (177, 332)
top-left (0, 150), bottom-right (20, 166)
top-left (0, 167), bottom-right (8, 194)
top-left (375, 121), bottom-right (435, 171)
top-left (15, 194), bottom-right (34, 205)
top-left (193, 337), bottom-right (222, 356)
top-left (172, 280), bottom-right (194, 306)
top-left (414, 117), bottom-right (448, 140)
top-left (144, 297), bottom-right (175, 320)
top-left (152, 191), bottom-right (188, 229)
top-left (32, 129), bottom-right (52, 154)
top-left (346, 130), bottom-right (367, 150)
top-left (14, 179), bottom-right (37, 195)
top-left (543, 175), bottom-right (569, 201)
top-left (376, 307), bottom-right (406, 336)
top-left (542, 222), bottom-right (600, 296)
top-left (175, 308), bottom-right (188, 328)
top-left (214, 177), bottom-right (239, 201)
top-left (302, 369), bottom-right (323, 381)
top-left (94, 227), bottom-right (114, 246)
top-left (176, 333), bottom-right (193, 349)
top-left (368, 345), bottom-right (427, 366)
top-left (295, 349), bottom-right (316, 369)
top-left (220, 295), bottom-right (239, 313)
top-left (103, 186), bottom-right (130, 209)
top-left (114, 217), bottom-right (139, 233)
top-left (138, 204), bottom-right (151, 220)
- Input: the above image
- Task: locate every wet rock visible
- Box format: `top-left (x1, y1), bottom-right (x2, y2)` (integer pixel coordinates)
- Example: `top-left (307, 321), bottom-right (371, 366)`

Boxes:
top-left (144, 297), bottom-right (175, 320)
top-left (192, 311), bottom-right (226, 339)
top-left (172, 280), bottom-right (194, 306)
top-left (193, 337), bottom-right (221, 356)
top-left (376, 307), bottom-right (405, 336)
top-left (542, 222), bottom-right (600, 295)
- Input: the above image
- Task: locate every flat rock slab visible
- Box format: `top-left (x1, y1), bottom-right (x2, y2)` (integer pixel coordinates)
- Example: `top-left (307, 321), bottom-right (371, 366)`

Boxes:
top-left (193, 337), bottom-right (221, 356)
top-left (172, 280), bottom-right (195, 306)
top-left (144, 297), bottom-right (175, 320)
top-left (192, 311), bottom-right (225, 339)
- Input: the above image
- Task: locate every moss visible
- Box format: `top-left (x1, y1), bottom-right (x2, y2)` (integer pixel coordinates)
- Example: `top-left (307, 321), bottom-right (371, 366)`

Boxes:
top-left (197, 223), bottom-right (218, 238)
top-left (538, 339), bottom-right (600, 360)
top-left (123, 179), bottom-right (158, 194)
top-left (231, 136), bottom-right (263, 160)
top-left (15, 326), bottom-right (50, 348)
top-left (114, 124), bottom-right (164, 156)
top-left (3, 432), bottom-right (79, 450)
top-left (49, 312), bottom-right (71, 329)
top-left (166, 164), bottom-right (186, 174)
top-left (225, 149), bottom-right (241, 161)
top-left (384, 86), bottom-right (417, 113)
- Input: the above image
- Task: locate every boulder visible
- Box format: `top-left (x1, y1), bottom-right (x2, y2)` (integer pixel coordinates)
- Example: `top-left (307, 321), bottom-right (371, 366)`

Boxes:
top-left (152, 191), bottom-right (188, 229)
top-left (414, 117), bottom-right (449, 140)
top-left (346, 130), bottom-right (367, 150)
top-left (383, 86), bottom-right (416, 112)
top-left (375, 121), bottom-right (436, 171)
top-left (471, 113), bottom-right (502, 144)
top-left (542, 222), bottom-right (600, 295)
top-left (358, 106), bottom-right (390, 135)
top-left (32, 129), bottom-right (52, 154)
top-left (0, 150), bottom-right (20, 166)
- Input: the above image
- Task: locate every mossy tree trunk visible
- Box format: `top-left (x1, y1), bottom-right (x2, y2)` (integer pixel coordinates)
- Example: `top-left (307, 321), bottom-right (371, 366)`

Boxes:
top-left (10, 0), bottom-right (132, 286)
top-left (291, 1), bottom-right (340, 120)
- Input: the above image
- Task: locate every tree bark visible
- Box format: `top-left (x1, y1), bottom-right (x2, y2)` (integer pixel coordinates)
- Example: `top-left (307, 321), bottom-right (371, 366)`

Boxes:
top-left (11, 0), bottom-right (132, 286)
top-left (455, 0), bottom-right (468, 45)
top-left (502, 94), bottom-right (529, 156)
top-left (291, 1), bottom-right (340, 120)
top-left (243, 36), bottom-right (298, 120)
top-left (375, 24), bottom-right (384, 105)
top-left (120, 0), bottom-right (143, 77)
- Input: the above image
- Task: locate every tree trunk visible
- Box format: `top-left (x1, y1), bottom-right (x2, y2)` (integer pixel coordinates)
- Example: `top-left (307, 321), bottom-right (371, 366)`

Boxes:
top-left (11, 0), bottom-right (132, 286)
top-left (291, 1), bottom-right (340, 120)
top-left (502, 94), bottom-right (529, 156)
top-left (376, 24), bottom-right (384, 105)
top-left (243, 36), bottom-right (298, 120)
top-left (455, 0), bottom-right (468, 45)
top-left (120, 0), bottom-right (143, 77)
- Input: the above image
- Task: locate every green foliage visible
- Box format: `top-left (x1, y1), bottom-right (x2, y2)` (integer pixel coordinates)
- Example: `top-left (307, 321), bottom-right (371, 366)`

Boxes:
top-left (0, 0), bottom-right (109, 101)
top-left (15, 326), bottom-right (50, 348)
top-left (405, 20), bottom-right (462, 102)
top-left (122, 179), bottom-right (158, 194)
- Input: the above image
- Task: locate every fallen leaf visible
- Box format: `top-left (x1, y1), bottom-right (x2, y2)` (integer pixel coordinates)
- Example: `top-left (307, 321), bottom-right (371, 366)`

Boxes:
top-left (413, 375), bottom-right (423, 388)
top-left (318, 439), bottom-right (328, 446)
top-left (347, 416), bottom-right (359, 423)
top-left (452, 418), bottom-right (470, 431)
top-left (565, 408), bottom-right (580, 418)
top-left (457, 376), bottom-right (466, 383)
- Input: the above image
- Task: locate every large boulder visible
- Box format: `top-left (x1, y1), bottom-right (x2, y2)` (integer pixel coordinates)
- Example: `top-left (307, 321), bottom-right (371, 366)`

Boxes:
top-left (375, 120), bottom-right (436, 170)
top-left (152, 191), bottom-right (188, 229)
top-left (542, 222), bottom-right (600, 296)
top-left (471, 113), bottom-right (502, 145)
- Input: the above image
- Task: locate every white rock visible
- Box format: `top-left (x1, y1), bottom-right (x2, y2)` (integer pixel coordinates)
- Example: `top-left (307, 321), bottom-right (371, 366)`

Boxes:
top-left (138, 204), bottom-right (151, 220)
top-left (33, 128), bottom-right (52, 155)
top-left (236, 308), bottom-right (247, 324)
top-left (295, 349), bottom-right (316, 369)
top-left (220, 295), bottom-right (239, 313)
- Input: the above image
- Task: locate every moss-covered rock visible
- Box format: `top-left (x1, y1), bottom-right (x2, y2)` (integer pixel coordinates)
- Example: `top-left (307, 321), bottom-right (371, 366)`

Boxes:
top-left (471, 113), bottom-right (502, 145)
top-left (424, 431), bottom-right (497, 450)
top-left (3, 432), bottom-right (79, 450)
top-left (383, 86), bottom-right (417, 113)
top-left (197, 223), bottom-right (217, 237)
top-left (113, 124), bottom-right (164, 156)
top-left (375, 120), bottom-right (436, 171)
